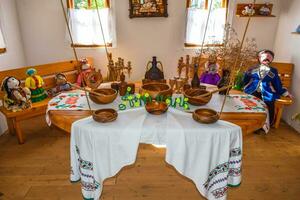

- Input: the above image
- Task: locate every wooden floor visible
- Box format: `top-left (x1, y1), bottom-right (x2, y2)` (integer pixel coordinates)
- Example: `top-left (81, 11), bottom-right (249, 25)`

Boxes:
top-left (0, 117), bottom-right (299, 200)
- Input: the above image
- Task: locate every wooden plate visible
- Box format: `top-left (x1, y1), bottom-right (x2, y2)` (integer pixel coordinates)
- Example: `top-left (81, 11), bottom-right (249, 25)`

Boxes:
top-left (92, 108), bottom-right (118, 123)
top-left (192, 108), bottom-right (219, 124)
top-left (145, 101), bottom-right (168, 115)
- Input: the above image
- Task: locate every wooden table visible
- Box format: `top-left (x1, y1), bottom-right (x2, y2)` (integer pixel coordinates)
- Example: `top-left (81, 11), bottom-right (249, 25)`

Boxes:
top-left (49, 110), bottom-right (266, 136)
top-left (48, 84), bottom-right (266, 136)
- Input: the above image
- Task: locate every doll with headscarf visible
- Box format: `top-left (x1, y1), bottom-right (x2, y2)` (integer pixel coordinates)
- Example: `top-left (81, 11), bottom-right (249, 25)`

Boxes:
top-left (1, 76), bottom-right (31, 112)
top-left (25, 68), bottom-right (48, 103)
top-left (243, 49), bottom-right (292, 125)
top-left (49, 73), bottom-right (72, 96)
top-left (200, 54), bottom-right (221, 85)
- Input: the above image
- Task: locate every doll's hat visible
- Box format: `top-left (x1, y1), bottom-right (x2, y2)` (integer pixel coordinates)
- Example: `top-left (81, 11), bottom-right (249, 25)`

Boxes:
top-left (26, 68), bottom-right (37, 76)
top-left (258, 49), bottom-right (274, 58)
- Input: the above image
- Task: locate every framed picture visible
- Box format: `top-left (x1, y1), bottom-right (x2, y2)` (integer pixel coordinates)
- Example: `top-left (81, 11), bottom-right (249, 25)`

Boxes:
top-left (129, 0), bottom-right (168, 18)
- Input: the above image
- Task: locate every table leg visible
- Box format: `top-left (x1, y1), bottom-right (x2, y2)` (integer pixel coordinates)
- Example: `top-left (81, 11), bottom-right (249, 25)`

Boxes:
top-left (7, 118), bottom-right (15, 135)
top-left (14, 120), bottom-right (25, 144)
top-left (274, 104), bottom-right (283, 129)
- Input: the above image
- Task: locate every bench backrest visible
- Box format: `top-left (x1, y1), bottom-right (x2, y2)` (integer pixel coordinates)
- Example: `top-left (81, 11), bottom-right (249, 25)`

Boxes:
top-left (0, 57), bottom-right (93, 98)
top-left (272, 62), bottom-right (294, 89)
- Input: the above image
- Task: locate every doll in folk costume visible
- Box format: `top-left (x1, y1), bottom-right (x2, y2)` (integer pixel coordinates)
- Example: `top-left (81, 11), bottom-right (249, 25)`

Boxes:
top-left (49, 73), bottom-right (72, 96)
top-left (25, 68), bottom-right (48, 103)
top-left (1, 76), bottom-right (31, 112)
top-left (200, 54), bottom-right (221, 85)
top-left (243, 49), bottom-right (292, 125)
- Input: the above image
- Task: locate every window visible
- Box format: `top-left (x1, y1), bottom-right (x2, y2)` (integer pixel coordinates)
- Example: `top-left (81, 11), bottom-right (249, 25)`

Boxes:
top-left (0, 23), bottom-right (6, 54)
top-left (67, 0), bottom-right (115, 47)
top-left (185, 0), bottom-right (228, 47)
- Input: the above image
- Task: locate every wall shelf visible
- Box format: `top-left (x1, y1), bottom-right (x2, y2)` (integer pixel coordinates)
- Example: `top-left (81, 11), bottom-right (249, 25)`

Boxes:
top-left (236, 3), bottom-right (275, 18)
top-left (291, 32), bottom-right (300, 35)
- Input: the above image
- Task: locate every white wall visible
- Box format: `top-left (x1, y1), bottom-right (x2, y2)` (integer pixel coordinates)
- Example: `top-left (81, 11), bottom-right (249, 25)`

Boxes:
top-left (0, 0), bottom-right (27, 135)
top-left (16, 0), bottom-right (280, 81)
top-left (273, 0), bottom-right (300, 132)
top-left (233, 0), bottom-right (280, 51)
top-left (0, 0), bottom-right (26, 70)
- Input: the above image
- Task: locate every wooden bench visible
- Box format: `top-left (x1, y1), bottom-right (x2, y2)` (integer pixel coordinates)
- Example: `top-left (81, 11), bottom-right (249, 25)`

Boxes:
top-left (0, 58), bottom-right (92, 144)
top-left (272, 62), bottom-right (294, 128)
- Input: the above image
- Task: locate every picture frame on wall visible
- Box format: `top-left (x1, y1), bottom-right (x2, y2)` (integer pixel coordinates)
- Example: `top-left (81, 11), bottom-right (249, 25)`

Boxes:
top-left (129, 0), bottom-right (168, 18)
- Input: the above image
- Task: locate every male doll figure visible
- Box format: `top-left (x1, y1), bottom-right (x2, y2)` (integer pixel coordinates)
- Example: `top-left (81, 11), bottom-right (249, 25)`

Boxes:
top-left (243, 49), bottom-right (292, 126)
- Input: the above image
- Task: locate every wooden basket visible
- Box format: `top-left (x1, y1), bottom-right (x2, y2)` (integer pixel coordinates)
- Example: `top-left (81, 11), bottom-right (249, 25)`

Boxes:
top-left (192, 108), bottom-right (219, 124)
top-left (184, 88), bottom-right (212, 106)
top-left (92, 109), bottom-right (118, 123)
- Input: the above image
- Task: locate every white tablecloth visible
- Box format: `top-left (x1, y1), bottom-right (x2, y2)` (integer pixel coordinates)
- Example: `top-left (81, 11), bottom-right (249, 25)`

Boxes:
top-left (71, 107), bottom-right (242, 200)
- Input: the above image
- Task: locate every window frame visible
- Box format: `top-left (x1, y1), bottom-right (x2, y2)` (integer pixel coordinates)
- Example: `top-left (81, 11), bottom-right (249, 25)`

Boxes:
top-left (67, 0), bottom-right (112, 48)
top-left (185, 0), bottom-right (229, 48)
top-left (0, 48), bottom-right (6, 54)
top-left (67, 0), bottom-right (110, 9)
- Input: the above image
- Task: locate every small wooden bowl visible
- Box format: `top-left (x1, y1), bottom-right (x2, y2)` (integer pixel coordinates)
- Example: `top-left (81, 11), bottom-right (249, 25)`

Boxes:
top-left (184, 88), bottom-right (212, 106)
top-left (92, 109), bottom-right (118, 123)
top-left (193, 108), bottom-right (220, 124)
top-left (140, 83), bottom-right (172, 100)
top-left (145, 101), bottom-right (168, 115)
top-left (89, 88), bottom-right (117, 104)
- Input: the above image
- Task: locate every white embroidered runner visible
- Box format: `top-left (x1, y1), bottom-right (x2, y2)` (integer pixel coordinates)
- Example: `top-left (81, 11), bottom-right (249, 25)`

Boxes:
top-left (70, 108), bottom-right (242, 200)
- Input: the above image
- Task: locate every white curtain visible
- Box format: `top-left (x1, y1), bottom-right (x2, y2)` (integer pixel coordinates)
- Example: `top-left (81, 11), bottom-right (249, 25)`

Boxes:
top-left (0, 22), bottom-right (5, 49)
top-left (185, 7), bottom-right (227, 45)
top-left (68, 8), bottom-right (114, 45)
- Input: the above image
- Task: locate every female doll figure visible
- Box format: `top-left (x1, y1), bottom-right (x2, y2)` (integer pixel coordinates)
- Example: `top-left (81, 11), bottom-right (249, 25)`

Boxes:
top-left (243, 49), bottom-right (292, 126)
top-left (200, 54), bottom-right (221, 85)
top-left (25, 68), bottom-right (48, 103)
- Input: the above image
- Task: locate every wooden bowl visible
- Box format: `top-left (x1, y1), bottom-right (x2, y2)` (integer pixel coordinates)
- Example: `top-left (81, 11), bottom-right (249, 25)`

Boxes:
top-left (89, 88), bottom-right (117, 104)
top-left (92, 108), bottom-right (118, 123)
top-left (140, 83), bottom-right (172, 100)
top-left (145, 101), bottom-right (168, 115)
top-left (142, 79), bottom-right (166, 85)
top-left (192, 108), bottom-right (219, 124)
top-left (184, 88), bottom-right (212, 106)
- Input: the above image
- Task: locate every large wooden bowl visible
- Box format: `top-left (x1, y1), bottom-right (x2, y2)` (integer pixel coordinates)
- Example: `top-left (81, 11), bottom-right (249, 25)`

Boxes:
top-left (93, 108), bottom-right (118, 123)
top-left (145, 101), bottom-right (168, 115)
top-left (184, 88), bottom-right (212, 106)
top-left (193, 108), bottom-right (219, 124)
top-left (140, 83), bottom-right (172, 100)
top-left (89, 88), bottom-right (117, 104)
